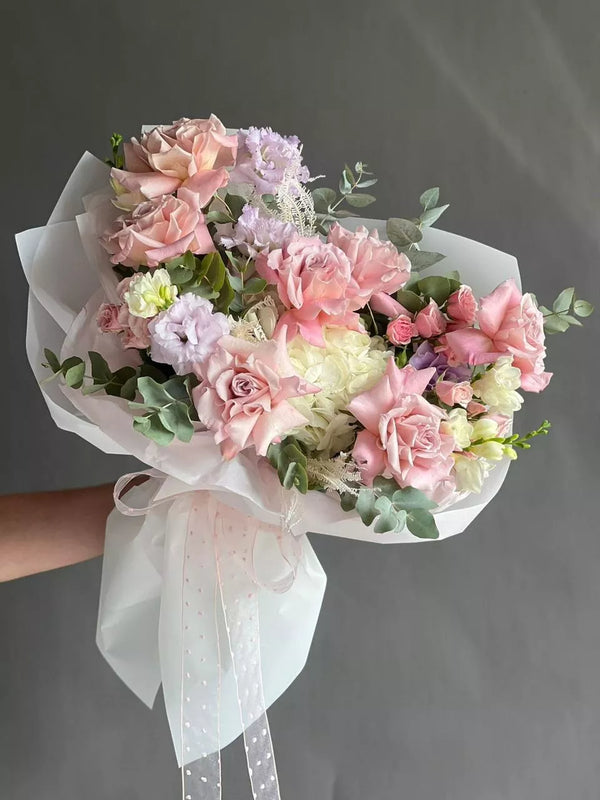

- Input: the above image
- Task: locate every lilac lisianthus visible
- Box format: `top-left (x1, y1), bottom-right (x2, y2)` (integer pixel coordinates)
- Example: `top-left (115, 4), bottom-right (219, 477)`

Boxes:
top-left (409, 341), bottom-right (471, 389)
top-left (149, 294), bottom-right (230, 375)
top-left (216, 204), bottom-right (297, 258)
top-left (230, 127), bottom-right (310, 195)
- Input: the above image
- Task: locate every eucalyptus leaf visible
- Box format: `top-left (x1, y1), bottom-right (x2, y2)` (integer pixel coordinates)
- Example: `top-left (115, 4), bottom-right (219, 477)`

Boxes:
top-left (133, 414), bottom-right (174, 446)
top-left (396, 289), bottom-right (427, 314)
top-left (419, 204), bottom-right (449, 228)
top-left (311, 187), bottom-right (337, 213)
top-left (406, 509), bottom-right (439, 539)
top-left (44, 348), bottom-right (61, 373)
top-left (552, 287), bottom-right (575, 314)
top-left (62, 357), bottom-right (85, 389)
top-left (386, 218), bottom-right (423, 248)
top-left (419, 187), bottom-right (439, 211)
top-left (416, 276), bottom-right (453, 305)
top-left (574, 298), bottom-right (594, 317)
top-left (407, 250), bottom-right (445, 271)
top-left (242, 277), bottom-right (267, 295)
top-left (345, 193), bottom-right (376, 208)
top-left (543, 314), bottom-right (570, 333)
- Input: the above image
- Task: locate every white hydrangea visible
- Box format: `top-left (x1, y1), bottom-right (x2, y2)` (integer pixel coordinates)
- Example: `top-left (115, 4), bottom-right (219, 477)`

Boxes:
top-left (123, 268), bottom-right (178, 319)
top-left (472, 356), bottom-right (523, 416)
top-left (287, 327), bottom-right (389, 457)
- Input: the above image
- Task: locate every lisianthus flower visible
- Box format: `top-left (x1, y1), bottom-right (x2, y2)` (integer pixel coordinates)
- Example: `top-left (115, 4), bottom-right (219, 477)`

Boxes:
top-left (111, 116), bottom-right (237, 209)
top-left (445, 279), bottom-right (552, 392)
top-left (348, 360), bottom-right (456, 501)
top-left (101, 189), bottom-right (214, 268)
top-left (230, 127), bottom-right (310, 195)
top-left (149, 294), bottom-right (230, 375)
top-left (216, 204), bottom-right (297, 258)
top-left (409, 341), bottom-right (471, 388)
top-left (193, 331), bottom-right (320, 460)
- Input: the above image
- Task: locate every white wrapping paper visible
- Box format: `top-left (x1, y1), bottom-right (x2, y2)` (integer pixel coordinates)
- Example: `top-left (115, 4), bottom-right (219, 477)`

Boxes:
top-left (16, 153), bottom-right (521, 764)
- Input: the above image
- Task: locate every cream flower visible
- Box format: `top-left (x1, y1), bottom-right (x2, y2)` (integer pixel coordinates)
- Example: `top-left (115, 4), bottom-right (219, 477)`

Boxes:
top-left (441, 408), bottom-right (473, 450)
top-left (452, 452), bottom-right (491, 493)
top-left (287, 326), bottom-right (389, 457)
top-left (123, 269), bottom-right (178, 319)
top-left (472, 356), bottom-right (523, 416)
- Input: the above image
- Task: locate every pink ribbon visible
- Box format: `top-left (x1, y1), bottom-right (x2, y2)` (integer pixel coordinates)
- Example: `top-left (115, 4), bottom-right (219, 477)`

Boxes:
top-left (114, 472), bottom-right (302, 800)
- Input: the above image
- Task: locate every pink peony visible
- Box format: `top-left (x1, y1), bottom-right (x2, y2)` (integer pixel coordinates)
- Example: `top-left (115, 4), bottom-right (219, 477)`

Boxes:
top-left (111, 115), bottom-right (237, 208)
top-left (193, 331), bottom-right (320, 460)
top-left (415, 299), bottom-right (447, 338)
top-left (446, 285), bottom-right (477, 324)
top-left (327, 224), bottom-right (411, 305)
top-left (347, 360), bottom-right (456, 500)
top-left (101, 188), bottom-right (214, 268)
top-left (387, 314), bottom-right (417, 346)
top-left (436, 380), bottom-right (473, 407)
top-left (445, 279), bottom-right (552, 392)
top-left (97, 303), bottom-right (123, 333)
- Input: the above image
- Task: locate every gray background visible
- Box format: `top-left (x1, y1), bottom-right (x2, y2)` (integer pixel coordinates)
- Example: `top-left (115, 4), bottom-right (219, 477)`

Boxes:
top-left (1, 1), bottom-right (599, 798)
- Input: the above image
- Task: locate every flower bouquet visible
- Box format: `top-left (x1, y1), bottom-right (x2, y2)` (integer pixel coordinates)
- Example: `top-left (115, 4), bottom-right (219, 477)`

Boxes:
top-left (17, 116), bottom-right (592, 799)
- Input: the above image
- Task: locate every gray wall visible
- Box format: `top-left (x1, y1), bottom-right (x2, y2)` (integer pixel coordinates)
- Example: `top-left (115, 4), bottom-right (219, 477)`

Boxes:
top-left (2, 1), bottom-right (600, 798)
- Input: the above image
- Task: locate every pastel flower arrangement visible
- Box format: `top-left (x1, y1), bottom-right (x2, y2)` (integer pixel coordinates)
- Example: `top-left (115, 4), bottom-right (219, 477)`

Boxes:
top-left (44, 116), bottom-right (593, 539)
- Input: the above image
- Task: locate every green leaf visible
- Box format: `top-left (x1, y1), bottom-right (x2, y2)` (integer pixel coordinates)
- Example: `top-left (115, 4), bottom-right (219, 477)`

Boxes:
top-left (345, 193), bottom-right (376, 208)
top-left (386, 218), bottom-right (423, 248)
top-left (543, 314), bottom-right (570, 333)
top-left (552, 287), bottom-right (575, 314)
top-left (215, 275), bottom-right (235, 313)
top-left (406, 509), bottom-right (439, 539)
top-left (416, 276), bottom-right (453, 305)
top-left (88, 351), bottom-right (113, 384)
top-left (395, 289), bottom-right (427, 314)
top-left (355, 489), bottom-right (378, 526)
top-left (61, 357), bottom-right (85, 389)
top-left (44, 348), bottom-right (61, 373)
top-left (356, 178), bottom-right (378, 188)
top-left (119, 376), bottom-right (138, 401)
top-left (224, 193), bottom-right (246, 220)
top-left (419, 187), bottom-right (440, 211)
top-left (281, 462), bottom-right (308, 493)
top-left (419, 204), bottom-right (449, 228)
top-left (241, 277), bottom-right (267, 295)
top-left (391, 486), bottom-right (437, 511)
top-left (574, 298), bottom-right (594, 317)
top-left (407, 250), bottom-right (445, 271)
top-left (373, 496), bottom-right (406, 533)
top-left (339, 491), bottom-right (358, 512)
top-left (158, 402), bottom-right (194, 443)
top-left (133, 414), bottom-right (174, 446)
top-left (311, 187), bottom-right (337, 213)
top-left (205, 210), bottom-right (232, 224)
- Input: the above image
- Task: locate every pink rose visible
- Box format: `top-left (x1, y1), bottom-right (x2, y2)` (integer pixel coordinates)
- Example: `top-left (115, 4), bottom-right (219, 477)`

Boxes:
top-left (112, 115), bottom-right (237, 208)
top-left (193, 331), bottom-right (320, 460)
top-left (106, 279), bottom-right (151, 349)
top-left (387, 314), bottom-right (417, 346)
top-left (466, 400), bottom-right (487, 416)
top-left (255, 236), bottom-right (364, 344)
top-left (415, 299), bottom-right (447, 338)
top-left (348, 360), bottom-right (456, 501)
top-left (97, 303), bottom-right (123, 333)
top-left (445, 279), bottom-right (552, 392)
top-left (327, 224), bottom-right (411, 305)
top-left (101, 188), bottom-right (214, 268)
top-left (446, 285), bottom-right (477, 324)
top-left (436, 380), bottom-right (473, 407)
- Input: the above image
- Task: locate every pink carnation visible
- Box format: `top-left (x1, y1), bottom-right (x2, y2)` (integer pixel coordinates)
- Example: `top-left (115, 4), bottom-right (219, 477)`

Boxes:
top-left (193, 331), bottom-right (320, 460)
top-left (327, 224), bottom-right (411, 306)
top-left (96, 291), bottom-right (151, 349)
top-left (101, 188), bottom-right (214, 268)
top-left (348, 360), bottom-right (456, 501)
top-left (415, 299), bottom-right (447, 338)
top-left (445, 279), bottom-right (552, 392)
top-left (111, 115), bottom-right (237, 208)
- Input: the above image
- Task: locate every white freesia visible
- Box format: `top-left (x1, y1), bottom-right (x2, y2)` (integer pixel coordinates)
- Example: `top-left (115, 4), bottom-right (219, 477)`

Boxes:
top-left (472, 356), bottom-right (523, 416)
top-left (442, 407), bottom-right (474, 450)
top-left (453, 452), bottom-right (492, 493)
top-left (124, 268), bottom-right (178, 318)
